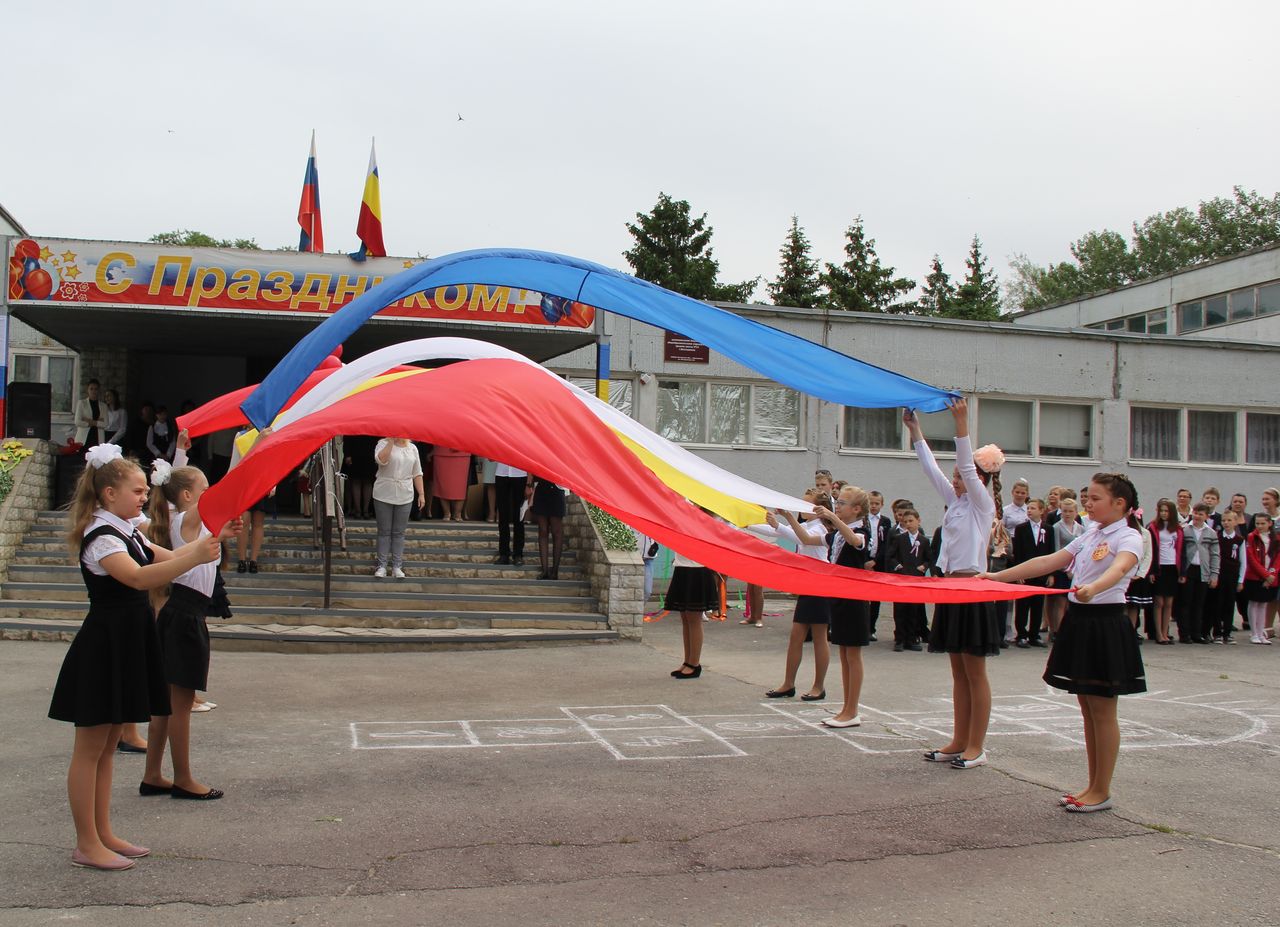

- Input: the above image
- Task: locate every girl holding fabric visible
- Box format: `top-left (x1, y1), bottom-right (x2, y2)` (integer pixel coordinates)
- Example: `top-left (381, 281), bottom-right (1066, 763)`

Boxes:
top-left (372, 438), bottom-right (425, 579)
top-left (905, 399), bottom-right (1003, 769)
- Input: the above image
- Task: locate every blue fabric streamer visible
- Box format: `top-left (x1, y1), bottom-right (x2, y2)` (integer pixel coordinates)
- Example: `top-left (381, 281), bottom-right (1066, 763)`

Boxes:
top-left (240, 248), bottom-right (957, 429)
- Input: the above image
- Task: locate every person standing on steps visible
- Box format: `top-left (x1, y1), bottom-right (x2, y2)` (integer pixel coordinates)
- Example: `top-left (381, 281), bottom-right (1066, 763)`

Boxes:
top-left (493, 461), bottom-right (527, 565)
top-left (371, 437), bottom-right (425, 579)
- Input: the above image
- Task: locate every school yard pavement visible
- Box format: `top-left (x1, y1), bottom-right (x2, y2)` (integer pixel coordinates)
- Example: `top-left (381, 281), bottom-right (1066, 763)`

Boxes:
top-left (2, 603), bottom-right (1278, 926)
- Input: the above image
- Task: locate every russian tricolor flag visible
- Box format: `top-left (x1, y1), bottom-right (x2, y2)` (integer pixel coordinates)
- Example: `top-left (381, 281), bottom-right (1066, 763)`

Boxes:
top-left (297, 131), bottom-right (324, 253)
top-left (353, 139), bottom-right (386, 260)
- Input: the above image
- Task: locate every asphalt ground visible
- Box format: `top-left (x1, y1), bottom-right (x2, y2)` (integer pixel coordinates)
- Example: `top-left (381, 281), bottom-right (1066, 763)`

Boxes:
top-left (2, 601), bottom-right (1279, 926)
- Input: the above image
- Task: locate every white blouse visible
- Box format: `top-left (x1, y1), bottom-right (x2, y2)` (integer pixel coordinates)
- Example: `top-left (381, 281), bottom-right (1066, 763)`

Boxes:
top-left (372, 439), bottom-right (423, 505)
top-left (915, 435), bottom-right (994, 574)
top-left (1064, 519), bottom-right (1143, 605)
top-left (169, 509), bottom-right (219, 597)
top-left (82, 509), bottom-right (153, 576)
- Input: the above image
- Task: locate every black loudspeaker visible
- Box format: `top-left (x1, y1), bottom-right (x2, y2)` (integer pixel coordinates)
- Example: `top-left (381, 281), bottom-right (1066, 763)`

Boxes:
top-left (7, 381), bottom-right (51, 440)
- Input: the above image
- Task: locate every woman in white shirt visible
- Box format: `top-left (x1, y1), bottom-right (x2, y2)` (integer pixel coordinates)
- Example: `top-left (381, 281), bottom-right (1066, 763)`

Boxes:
top-left (372, 438), bottom-right (425, 579)
top-left (905, 398), bottom-right (1003, 770)
top-left (103, 389), bottom-right (128, 446)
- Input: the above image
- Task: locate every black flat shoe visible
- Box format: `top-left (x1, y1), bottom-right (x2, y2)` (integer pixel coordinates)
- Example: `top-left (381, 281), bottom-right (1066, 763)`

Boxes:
top-left (766, 687), bottom-right (796, 698)
top-left (671, 663), bottom-right (701, 679)
top-left (236, 560), bottom-right (247, 573)
top-left (248, 560), bottom-right (259, 574)
top-left (117, 741), bottom-right (147, 754)
top-left (800, 690), bottom-right (826, 701)
top-left (138, 781), bottom-right (172, 796)
top-left (170, 785), bottom-right (224, 801)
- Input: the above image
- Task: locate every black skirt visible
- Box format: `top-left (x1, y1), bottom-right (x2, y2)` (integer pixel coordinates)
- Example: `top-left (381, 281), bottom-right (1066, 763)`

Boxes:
top-left (1125, 574), bottom-right (1153, 607)
top-left (207, 570), bottom-right (233, 619)
top-left (1044, 601), bottom-right (1146, 697)
top-left (49, 602), bottom-right (172, 726)
top-left (664, 566), bottom-right (719, 613)
top-left (156, 585), bottom-right (212, 691)
top-left (828, 598), bottom-right (870, 647)
top-left (1243, 579), bottom-right (1279, 603)
top-left (1153, 565), bottom-right (1179, 597)
top-left (792, 594), bottom-right (831, 625)
top-left (928, 600), bottom-right (1001, 656)
top-left (530, 481), bottom-right (567, 518)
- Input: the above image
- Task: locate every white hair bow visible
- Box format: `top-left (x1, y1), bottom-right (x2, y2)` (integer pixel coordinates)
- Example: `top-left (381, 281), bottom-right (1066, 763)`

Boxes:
top-left (150, 459), bottom-right (173, 487)
top-left (85, 444), bottom-right (123, 469)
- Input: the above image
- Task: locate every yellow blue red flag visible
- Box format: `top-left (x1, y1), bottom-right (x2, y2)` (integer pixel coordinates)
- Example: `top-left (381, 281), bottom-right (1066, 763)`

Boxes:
top-left (353, 138), bottom-right (385, 261)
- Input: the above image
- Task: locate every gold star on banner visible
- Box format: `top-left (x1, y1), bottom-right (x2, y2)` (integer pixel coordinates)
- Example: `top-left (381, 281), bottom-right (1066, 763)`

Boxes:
top-left (39, 247), bottom-right (53, 261)
top-left (60, 250), bottom-right (77, 263)
top-left (63, 265), bottom-right (81, 280)
top-left (402, 260), bottom-right (415, 268)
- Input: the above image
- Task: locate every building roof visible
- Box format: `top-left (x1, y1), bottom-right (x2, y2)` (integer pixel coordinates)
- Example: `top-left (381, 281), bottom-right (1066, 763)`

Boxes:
top-left (0, 202), bottom-right (27, 236)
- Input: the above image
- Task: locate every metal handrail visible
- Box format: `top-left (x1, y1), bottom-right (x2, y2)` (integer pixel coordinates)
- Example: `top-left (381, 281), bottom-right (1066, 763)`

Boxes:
top-left (307, 440), bottom-right (346, 608)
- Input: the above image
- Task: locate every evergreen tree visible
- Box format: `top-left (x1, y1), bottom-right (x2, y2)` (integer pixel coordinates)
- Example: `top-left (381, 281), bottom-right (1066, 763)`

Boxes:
top-left (623, 192), bottom-right (758, 302)
top-left (766, 216), bottom-right (823, 308)
top-left (917, 255), bottom-right (955, 316)
top-left (821, 216), bottom-right (915, 313)
top-left (947, 235), bottom-right (1001, 321)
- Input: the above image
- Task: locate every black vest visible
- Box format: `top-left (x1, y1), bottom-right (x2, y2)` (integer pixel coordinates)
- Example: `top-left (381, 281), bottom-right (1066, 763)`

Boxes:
top-left (80, 524), bottom-right (153, 610)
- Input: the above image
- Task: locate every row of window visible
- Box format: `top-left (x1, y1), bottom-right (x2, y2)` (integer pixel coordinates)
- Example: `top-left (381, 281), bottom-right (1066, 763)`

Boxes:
top-left (644, 377), bottom-right (1280, 466)
top-left (1087, 279), bottom-right (1280, 335)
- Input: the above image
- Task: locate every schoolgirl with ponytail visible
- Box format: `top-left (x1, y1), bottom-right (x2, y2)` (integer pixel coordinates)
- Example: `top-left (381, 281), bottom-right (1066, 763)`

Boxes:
top-left (138, 459), bottom-right (238, 800)
top-left (904, 398), bottom-right (1004, 769)
top-left (49, 445), bottom-right (222, 871)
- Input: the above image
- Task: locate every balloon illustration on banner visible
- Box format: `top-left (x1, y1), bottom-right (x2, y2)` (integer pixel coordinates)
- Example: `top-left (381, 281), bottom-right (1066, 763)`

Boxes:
top-left (198, 356), bottom-right (1039, 606)
top-left (239, 248), bottom-right (960, 430)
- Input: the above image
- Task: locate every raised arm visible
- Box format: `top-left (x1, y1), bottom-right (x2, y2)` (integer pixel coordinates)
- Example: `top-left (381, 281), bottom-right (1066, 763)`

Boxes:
top-left (816, 505), bottom-right (865, 549)
top-left (906, 409), bottom-right (957, 505)
top-left (779, 509), bottom-right (828, 547)
top-left (949, 399), bottom-right (992, 517)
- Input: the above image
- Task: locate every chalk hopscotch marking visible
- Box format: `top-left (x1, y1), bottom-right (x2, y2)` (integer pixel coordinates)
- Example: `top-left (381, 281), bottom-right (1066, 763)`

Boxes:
top-left (349, 692), bottom-right (1275, 759)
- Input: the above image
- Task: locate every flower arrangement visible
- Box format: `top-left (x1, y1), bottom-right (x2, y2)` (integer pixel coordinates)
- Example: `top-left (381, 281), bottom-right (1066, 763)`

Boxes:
top-left (584, 500), bottom-right (638, 551)
top-left (0, 440), bottom-right (35, 505)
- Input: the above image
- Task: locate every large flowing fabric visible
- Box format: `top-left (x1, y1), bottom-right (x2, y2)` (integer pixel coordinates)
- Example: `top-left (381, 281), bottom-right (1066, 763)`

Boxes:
top-left (270, 337), bottom-right (808, 524)
top-left (202, 358), bottom-right (1039, 604)
top-left (239, 248), bottom-right (958, 429)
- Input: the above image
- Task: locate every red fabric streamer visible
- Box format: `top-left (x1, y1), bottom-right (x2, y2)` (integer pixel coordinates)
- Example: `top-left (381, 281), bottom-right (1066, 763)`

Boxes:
top-left (198, 359), bottom-right (1046, 605)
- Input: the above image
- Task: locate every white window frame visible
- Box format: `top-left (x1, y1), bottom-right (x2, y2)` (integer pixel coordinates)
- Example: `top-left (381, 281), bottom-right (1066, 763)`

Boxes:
top-left (1126, 405), bottom-right (1280, 468)
top-left (8, 349), bottom-right (78, 421)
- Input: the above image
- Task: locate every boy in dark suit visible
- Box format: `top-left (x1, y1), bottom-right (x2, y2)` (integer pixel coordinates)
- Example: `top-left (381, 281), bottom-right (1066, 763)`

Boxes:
top-left (865, 491), bottom-right (891, 641)
top-left (886, 509), bottom-right (930, 651)
top-left (1012, 498), bottom-right (1056, 647)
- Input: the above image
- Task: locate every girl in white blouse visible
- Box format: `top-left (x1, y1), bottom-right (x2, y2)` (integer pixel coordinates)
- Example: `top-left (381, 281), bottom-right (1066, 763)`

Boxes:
top-left (982, 473), bottom-right (1145, 814)
top-left (905, 398), bottom-right (1004, 770)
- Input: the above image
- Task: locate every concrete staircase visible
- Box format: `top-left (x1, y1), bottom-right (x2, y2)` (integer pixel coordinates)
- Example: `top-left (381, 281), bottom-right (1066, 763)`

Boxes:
top-left (0, 513), bottom-right (617, 652)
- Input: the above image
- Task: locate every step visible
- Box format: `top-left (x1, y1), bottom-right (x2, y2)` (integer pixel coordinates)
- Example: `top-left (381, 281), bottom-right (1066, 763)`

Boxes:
top-left (0, 582), bottom-right (600, 614)
top-left (5, 565), bottom-right (591, 598)
top-left (23, 527), bottom-right (516, 552)
top-left (0, 600), bottom-right (609, 629)
top-left (0, 617), bottom-right (619, 654)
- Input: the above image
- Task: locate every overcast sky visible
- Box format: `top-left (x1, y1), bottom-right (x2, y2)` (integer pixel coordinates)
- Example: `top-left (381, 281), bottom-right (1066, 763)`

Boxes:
top-left (3, 0), bottom-right (1276, 301)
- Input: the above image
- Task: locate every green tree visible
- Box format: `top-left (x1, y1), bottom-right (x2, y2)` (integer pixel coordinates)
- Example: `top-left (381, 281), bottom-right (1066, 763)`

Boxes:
top-left (916, 255), bottom-right (954, 316)
top-left (766, 216), bottom-right (823, 308)
top-left (149, 230), bottom-right (260, 250)
top-left (623, 192), bottom-right (758, 302)
top-left (1007, 186), bottom-right (1280, 311)
top-left (821, 216), bottom-right (915, 313)
top-left (947, 235), bottom-right (1001, 321)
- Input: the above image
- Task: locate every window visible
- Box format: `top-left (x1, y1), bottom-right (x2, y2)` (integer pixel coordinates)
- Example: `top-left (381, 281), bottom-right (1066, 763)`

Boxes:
top-left (1188, 410), bottom-right (1236, 463)
top-left (1125, 315), bottom-right (1146, 333)
top-left (918, 408), bottom-right (957, 453)
top-left (978, 399), bottom-right (1032, 456)
top-left (1204, 294), bottom-right (1228, 328)
top-left (1177, 301), bottom-right (1203, 332)
top-left (567, 378), bottom-right (633, 418)
top-left (842, 407), bottom-right (903, 450)
top-left (1146, 309), bottom-right (1169, 334)
top-left (656, 379), bottom-right (801, 447)
top-left (1105, 318), bottom-right (1125, 331)
top-left (1247, 413), bottom-right (1280, 466)
top-left (10, 353), bottom-right (75, 415)
top-left (1039, 402), bottom-right (1092, 457)
top-left (1229, 288), bottom-right (1256, 321)
top-left (1259, 283), bottom-right (1280, 317)
top-left (1131, 407), bottom-right (1181, 460)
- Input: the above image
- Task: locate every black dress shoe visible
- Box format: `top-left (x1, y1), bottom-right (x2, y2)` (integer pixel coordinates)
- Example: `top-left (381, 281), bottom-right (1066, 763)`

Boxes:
top-left (248, 560), bottom-right (259, 574)
top-left (236, 560), bottom-right (247, 573)
top-left (907, 642), bottom-right (923, 651)
top-left (671, 663), bottom-right (701, 679)
top-left (765, 687), bottom-right (796, 698)
top-left (893, 642), bottom-right (904, 652)
top-left (138, 781), bottom-right (172, 796)
top-left (117, 741), bottom-right (147, 754)
top-left (800, 690), bottom-right (826, 701)
top-left (170, 785), bottom-right (224, 800)
top-left (512, 556), bottom-right (524, 566)
top-left (493, 555), bottom-right (511, 565)
top-left (1030, 638), bottom-right (1047, 648)
top-left (1016, 640), bottom-right (1029, 649)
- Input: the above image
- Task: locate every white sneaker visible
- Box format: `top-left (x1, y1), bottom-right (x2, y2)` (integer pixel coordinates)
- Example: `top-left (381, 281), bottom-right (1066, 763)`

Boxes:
top-left (392, 567), bottom-right (406, 579)
top-left (373, 566), bottom-right (386, 578)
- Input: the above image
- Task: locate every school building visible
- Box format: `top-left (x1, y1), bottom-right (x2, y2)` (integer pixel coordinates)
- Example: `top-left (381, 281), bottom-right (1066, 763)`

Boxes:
top-left (3, 212), bottom-right (1277, 526)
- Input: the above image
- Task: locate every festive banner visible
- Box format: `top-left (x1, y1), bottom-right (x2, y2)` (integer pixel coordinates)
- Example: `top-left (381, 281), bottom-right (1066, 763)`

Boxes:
top-left (240, 248), bottom-right (959, 430)
top-left (4, 238), bottom-right (596, 329)
top-left (201, 358), bottom-right (1040, 605)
